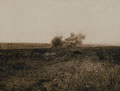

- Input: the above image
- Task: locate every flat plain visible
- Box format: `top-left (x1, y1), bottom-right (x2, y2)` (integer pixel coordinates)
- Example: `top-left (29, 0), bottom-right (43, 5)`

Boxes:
top-left (0, 46), bottom-right (120, 91)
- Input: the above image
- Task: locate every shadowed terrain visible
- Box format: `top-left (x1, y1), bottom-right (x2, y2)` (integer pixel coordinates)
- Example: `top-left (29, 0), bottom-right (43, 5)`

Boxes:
top-left (0, 47), bottom-right (120, 91)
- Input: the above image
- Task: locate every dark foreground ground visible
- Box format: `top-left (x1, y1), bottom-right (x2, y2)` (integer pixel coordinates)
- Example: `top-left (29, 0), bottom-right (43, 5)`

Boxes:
top-left (0, 47), bottom-right (120, 91)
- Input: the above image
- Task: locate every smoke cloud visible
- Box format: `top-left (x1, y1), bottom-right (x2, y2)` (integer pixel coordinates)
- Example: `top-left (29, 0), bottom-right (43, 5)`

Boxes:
top-left (64, 33), bottom-right (86, 47)
top-left (51, 32), bottom-right (86, 47)
top-left (51, 36), bottom-right (63, 47)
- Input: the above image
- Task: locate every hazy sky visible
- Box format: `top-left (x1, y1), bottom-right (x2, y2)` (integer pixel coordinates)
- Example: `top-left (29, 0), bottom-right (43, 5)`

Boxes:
top-left (0, 0), bottom-right (120, 44)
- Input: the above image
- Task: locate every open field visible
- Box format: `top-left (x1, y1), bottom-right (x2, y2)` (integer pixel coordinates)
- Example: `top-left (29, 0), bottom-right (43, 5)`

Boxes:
top-left (0, 47), bottom-right (120, 91)
top-left (0, 43), bottom-right (51, 49)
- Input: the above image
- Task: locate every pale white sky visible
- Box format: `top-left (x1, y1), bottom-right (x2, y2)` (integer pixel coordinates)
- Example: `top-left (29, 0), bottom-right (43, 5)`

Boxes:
top-left (0, 0), bottom-right (120, 44)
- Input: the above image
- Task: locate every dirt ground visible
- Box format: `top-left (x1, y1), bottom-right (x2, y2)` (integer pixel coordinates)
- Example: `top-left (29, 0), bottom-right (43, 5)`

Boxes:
top-left (0, 47), bottom-right (120, 91)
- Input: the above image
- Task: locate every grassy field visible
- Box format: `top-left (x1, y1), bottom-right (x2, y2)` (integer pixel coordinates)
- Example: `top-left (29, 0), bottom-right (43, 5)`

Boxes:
top-left (0, 47), bottom-right (120, 91)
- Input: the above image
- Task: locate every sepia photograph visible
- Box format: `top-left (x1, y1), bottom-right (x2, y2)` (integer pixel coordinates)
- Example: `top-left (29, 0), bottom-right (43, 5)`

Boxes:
top-left (0, 0), bottom-right (120, 91)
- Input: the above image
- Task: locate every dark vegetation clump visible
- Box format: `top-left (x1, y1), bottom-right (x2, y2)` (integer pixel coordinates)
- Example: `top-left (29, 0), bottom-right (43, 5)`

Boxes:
top-left (10, 62), bottom-right (25, 70)
top-left (73, 51), bottom-right (82, 55)
top-left (0, 83), bottom-right (6, 91)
